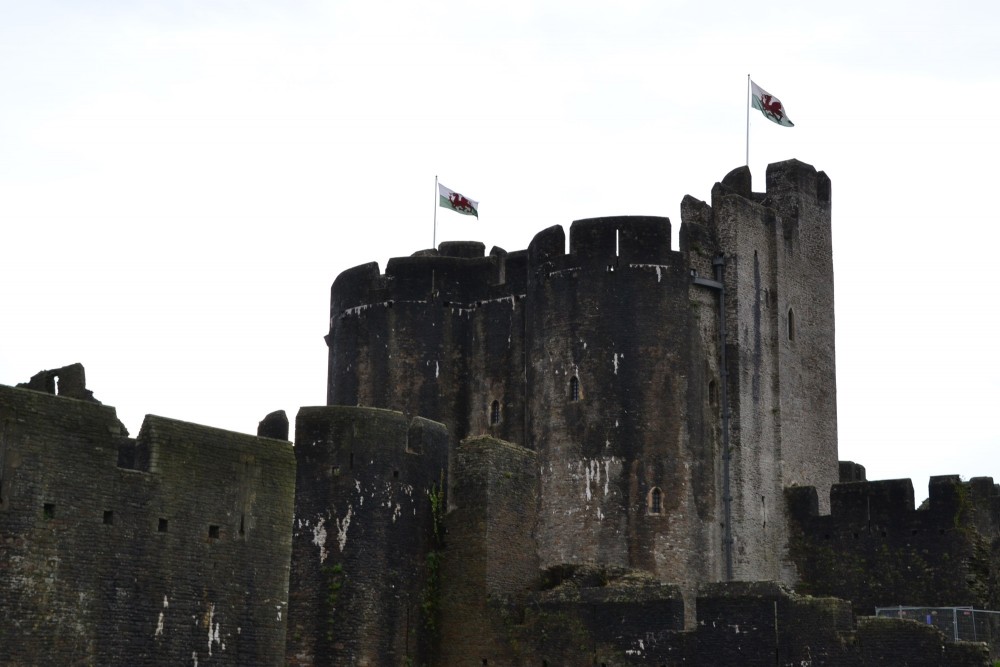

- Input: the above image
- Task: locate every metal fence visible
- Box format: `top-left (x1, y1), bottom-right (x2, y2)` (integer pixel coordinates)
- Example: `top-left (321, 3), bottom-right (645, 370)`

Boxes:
top-left (876, 606), bottom-right (1000, 653)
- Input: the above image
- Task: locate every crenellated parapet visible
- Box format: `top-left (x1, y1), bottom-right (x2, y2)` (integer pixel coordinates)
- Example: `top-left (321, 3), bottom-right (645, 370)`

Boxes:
top-left (787, 474), bottom-right (1000, 614)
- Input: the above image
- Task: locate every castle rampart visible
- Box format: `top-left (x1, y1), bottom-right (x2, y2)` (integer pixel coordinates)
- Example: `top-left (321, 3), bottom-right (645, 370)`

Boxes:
top-left (0, 375), bottom-right (295, 666)
top-left (286, 406), bottom-right (448, 666)
top-left (787, 475), bottom-right (1000, 615)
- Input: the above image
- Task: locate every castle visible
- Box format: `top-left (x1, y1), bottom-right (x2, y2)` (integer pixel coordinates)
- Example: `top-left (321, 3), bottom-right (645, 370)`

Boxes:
top-left (2, 159), bottom-right (998, 666)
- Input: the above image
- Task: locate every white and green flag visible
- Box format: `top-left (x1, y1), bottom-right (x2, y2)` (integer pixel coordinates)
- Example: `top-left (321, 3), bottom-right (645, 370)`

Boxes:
top-left (750, 80), bottom-right (794, 127)
top-left (438, 183), bottom-right (479, 218)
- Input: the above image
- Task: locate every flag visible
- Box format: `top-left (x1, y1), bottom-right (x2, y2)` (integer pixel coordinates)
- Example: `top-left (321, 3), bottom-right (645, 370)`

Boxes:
top-left (438, 183), bottom-right (479, 218)
top-left (750, 80), bottom-right (794, 127)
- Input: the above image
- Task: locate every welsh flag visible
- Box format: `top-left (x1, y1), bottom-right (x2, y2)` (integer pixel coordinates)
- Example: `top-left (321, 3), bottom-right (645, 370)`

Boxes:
top-left (750, 81), bottom-right (794, 127)
top-left (438, 183), bottom-right (479, 218)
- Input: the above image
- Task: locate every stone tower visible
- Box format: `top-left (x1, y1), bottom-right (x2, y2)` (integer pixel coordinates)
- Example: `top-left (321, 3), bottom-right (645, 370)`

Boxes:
top-left (324, 158), bottom-right (838, 591)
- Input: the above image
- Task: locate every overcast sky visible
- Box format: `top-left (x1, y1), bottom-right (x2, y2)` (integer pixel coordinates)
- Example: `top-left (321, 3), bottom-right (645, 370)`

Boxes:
top-left (2, 1), bottom-right (997, 501)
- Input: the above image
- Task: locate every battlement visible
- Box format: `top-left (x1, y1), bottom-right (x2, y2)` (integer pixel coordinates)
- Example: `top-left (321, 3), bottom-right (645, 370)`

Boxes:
top-left (766, 158), bottom-right (832, 205)
top-left (332, 215), bottom-right (687, 320)
top-left (331, 166), bottom-right (830, 317)
top-left (709, 159), bottom-right (831, 208)
top-left (330, 247), bottom-right (529, 319)
top-left (525, 215), bottom-right (678, 268)
top-left (787, 473), bottom-right (1000, 614)
top-left (789, 475), bottom-right (1000, 528)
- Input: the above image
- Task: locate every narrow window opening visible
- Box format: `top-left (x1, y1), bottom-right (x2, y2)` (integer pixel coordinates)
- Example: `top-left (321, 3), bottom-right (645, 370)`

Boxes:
top-left (158, 518), bottom-right (169, 533)
top-left (103, 510), bottom-right (114, 525)
top-left (43, 503), bottom-right (55, 519)
top-left (333, 465), bottom-right (340, 476)
top-left (570, 376), bottom-right (580, 401)
top-left (490, 400), bottom-right (500, 425)
top-left (761, 495), bottom-right (767, 529)
top-left (615, 228), bottom-right (620, 257)
top-left (349, 452), bottom-right (354, 469)
top-left (649, 487), bottom-right (662, 514)
top-left (708, 379), bottom-right (717, 406)
top-left (239, 514), bottom-right (246, 536)
top-left (208, 525), bottom-right (220, 539)
top-left (787, 308), bottom-right (795, 341)
top-left (53, 375), bottom-right (60, 395)
top-left (393, 470), bottom-right (399, 479)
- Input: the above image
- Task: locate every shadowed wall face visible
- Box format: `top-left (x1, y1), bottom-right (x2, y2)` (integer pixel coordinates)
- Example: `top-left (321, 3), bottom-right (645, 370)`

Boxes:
top-left (286, 407), bottom-right (448, 667)
top-left (0, 382), bottom-right (295, 667)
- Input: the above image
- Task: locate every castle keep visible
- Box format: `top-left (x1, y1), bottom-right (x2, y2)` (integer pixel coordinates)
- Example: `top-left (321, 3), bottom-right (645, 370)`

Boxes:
top-left (2, 160), bottom-right (999, 666)
top-left (325, 158), bottom-right (838, 593)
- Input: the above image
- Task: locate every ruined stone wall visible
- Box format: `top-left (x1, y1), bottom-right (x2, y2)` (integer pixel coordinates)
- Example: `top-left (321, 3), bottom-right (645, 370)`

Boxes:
top-left (682, 582), bottom-right (989, 667)
top-left (439, 435), bottom-right (538, 666)
top-left (477, 580), bottom-right (989, 666)
top-left (787, 475), bottom-right (1000, 615)
top-left (0, 382), bottom-right (295, 666)
top-left (286, 406), bottom-right (448, 667)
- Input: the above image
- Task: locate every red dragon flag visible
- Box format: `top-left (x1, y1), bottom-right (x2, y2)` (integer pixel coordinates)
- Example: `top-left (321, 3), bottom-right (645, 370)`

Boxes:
top-left (750, 80), bottom-right (794, 127)
top-left (438, 183), bottom-right (479, 218)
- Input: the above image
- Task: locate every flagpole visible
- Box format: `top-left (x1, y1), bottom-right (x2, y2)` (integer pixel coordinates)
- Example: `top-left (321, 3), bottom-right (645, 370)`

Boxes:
top-left (433, 175), bottom-right (438, 250)
top-left (746, 74), bottom-right (751, 166)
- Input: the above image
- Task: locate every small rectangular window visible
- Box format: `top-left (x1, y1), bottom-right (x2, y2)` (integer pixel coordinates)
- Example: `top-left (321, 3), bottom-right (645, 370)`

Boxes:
top-left (43, 503), bottom-right (55, 519)
top-left (208, 525), bottom-right (220, 539)
top-left (103, 510), bottom-right (114, 525)
top-left (158, 518), bottom-right (169, 533)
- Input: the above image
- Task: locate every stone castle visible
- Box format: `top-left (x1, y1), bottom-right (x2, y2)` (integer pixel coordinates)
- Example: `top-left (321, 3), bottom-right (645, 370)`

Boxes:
top-left (2, 159), bottom-right (998, 666)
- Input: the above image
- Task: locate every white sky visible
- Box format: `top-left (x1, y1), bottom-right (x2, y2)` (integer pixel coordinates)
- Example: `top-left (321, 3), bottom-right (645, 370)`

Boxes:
top-left (2, 1), bottom-right (998, 502)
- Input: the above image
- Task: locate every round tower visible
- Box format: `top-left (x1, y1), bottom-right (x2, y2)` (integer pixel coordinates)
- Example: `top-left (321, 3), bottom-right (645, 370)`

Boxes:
top-left (524, 216), bottom-right (723, 584)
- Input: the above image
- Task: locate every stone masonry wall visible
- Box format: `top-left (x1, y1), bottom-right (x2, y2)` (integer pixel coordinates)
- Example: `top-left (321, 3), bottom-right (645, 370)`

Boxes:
top-left (703, 160), bottom-right (839, 584)
top-left (326, 161), bottom-right (841, 595)
top-left (524, 217), bottom-right (721, 590)
top-left (286, 406), bottom-right (448, 667)
top-left (438, 435), bottom-right (538, 666)
top-left (787, 475), bottom-right (1000, 615)
top-left (0, 382), bottom-right (295, 666)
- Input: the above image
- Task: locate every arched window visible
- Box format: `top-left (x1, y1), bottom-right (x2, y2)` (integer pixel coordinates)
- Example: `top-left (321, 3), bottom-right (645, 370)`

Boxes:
top-left (787, 308), bottom-right (795, 341)
top-left (570, 376), bottom-right (580, 401)
top-left (648, 487), bottom-right (662, 515)
top-left (490, 400), bottom-right (500, 425)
